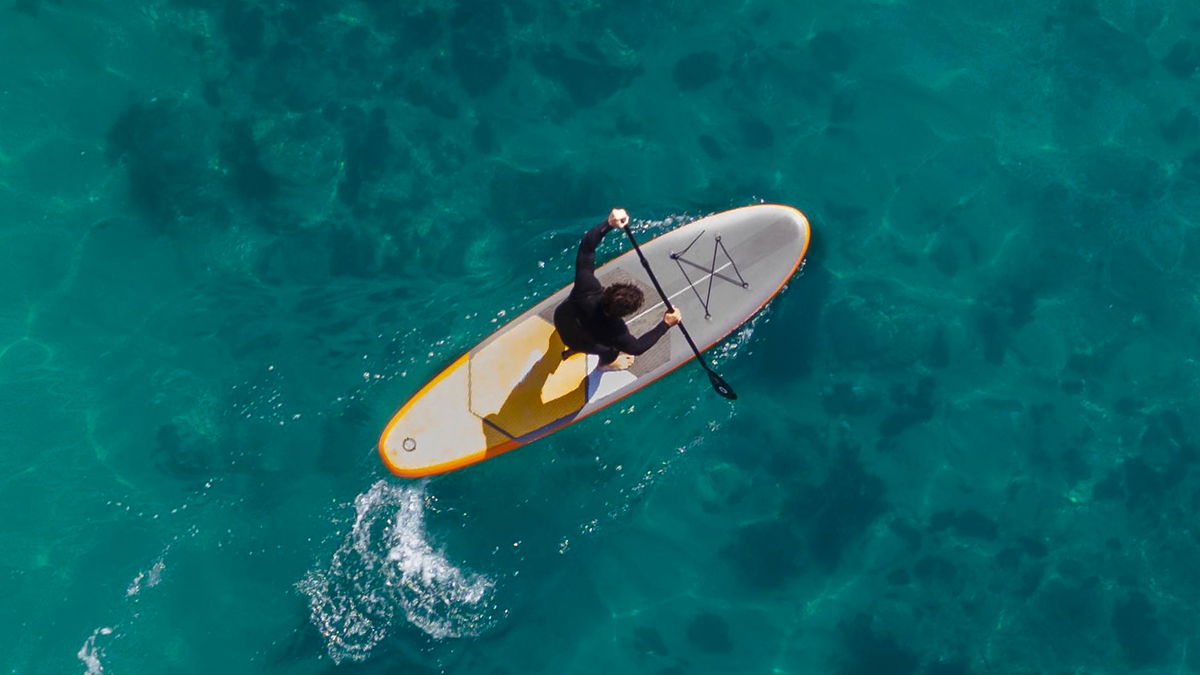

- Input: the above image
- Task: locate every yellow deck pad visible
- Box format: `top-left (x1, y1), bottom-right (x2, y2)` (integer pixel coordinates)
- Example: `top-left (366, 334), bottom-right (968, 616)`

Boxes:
top-left (470, 316), bottom-right (589, 441)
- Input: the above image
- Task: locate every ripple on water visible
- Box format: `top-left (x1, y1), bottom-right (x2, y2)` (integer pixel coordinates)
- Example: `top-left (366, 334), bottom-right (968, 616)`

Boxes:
top-left (0, 337), bottom-right (53, 381)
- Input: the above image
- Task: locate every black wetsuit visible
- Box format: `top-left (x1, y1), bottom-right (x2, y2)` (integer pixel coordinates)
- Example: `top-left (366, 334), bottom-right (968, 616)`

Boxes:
top-left (553, 221), bottom-right (670, 365)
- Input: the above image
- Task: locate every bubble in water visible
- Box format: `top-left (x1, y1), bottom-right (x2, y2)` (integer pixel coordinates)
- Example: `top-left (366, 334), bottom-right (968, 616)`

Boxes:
top-left (299, 481), bottom-right (498, 663)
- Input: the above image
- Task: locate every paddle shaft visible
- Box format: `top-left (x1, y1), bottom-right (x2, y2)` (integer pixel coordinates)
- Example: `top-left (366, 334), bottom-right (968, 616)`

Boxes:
top-left (621, 226), bottom-right (736, 399)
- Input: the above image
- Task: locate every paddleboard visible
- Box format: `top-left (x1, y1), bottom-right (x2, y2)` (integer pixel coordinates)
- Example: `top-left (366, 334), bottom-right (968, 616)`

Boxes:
top-left (379, 203), bottom-right (811, 477)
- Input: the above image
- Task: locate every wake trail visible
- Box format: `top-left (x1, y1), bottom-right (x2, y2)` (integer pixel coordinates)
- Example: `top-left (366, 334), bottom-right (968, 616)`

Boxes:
top-left (299, 480), bottom-right (500, 664)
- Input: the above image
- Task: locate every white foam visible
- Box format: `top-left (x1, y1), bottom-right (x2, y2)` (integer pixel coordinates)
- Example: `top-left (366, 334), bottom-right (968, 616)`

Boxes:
top-left (299, 481), bottom-right (498, 663)
top-left (126, 557), bottom-right (165, 597)
top-left (77, 627), bottom-right (113, 675)
top-left (709, 300), bottom-right (773, 367)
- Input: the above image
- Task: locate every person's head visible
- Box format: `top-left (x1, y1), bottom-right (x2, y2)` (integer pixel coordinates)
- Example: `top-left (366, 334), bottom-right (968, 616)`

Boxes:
top-left (600, 282), bottom-right (644, 318)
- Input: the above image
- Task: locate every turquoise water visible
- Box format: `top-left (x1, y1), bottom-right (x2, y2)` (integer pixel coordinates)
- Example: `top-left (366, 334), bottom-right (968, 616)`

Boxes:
top-left (3, 0), bottom-right (1200, 672)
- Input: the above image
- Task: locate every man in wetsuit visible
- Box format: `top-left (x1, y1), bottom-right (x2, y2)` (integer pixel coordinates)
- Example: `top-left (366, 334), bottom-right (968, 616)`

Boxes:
top-left (553, 208), bottom-right (682, 370)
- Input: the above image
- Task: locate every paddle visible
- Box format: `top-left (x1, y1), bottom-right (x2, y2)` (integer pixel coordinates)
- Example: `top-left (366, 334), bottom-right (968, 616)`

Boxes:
top-left (621, 225), bottom-right (738, 400)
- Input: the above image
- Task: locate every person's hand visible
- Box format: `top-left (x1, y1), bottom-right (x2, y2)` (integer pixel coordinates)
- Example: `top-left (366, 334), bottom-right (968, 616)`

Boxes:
top-left (608, 208), bottom-right (630, 229)
top-left (664, 308), bottom-right (682, 326)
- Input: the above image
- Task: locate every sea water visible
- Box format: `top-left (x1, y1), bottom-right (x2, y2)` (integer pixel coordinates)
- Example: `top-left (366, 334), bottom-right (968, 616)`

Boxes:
top-left (3, 0), bottom-right (1200, 673)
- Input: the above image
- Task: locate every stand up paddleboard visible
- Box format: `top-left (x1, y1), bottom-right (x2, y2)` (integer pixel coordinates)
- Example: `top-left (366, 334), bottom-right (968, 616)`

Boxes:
top-left (379, 204), bottom-right (811, 477)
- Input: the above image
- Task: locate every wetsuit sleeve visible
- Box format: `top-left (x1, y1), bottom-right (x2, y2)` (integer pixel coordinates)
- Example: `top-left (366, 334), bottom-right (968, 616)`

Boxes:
top-left (613, 320), bottom-right (670, 356)
top-left (572, 221), bottom-right (612, 296)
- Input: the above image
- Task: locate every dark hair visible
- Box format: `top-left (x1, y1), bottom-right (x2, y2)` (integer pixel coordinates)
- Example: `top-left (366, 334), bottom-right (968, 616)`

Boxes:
top-left (600, 282), bottom-right (644, 317)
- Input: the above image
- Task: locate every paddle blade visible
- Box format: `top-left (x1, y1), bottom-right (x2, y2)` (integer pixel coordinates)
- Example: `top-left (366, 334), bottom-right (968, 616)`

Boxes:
top-left (707, 369), bottom-right (737, 399)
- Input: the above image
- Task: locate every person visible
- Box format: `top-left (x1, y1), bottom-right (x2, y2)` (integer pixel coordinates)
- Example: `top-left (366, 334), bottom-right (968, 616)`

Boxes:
top-left (553, 208), bottom-right (682, 370)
